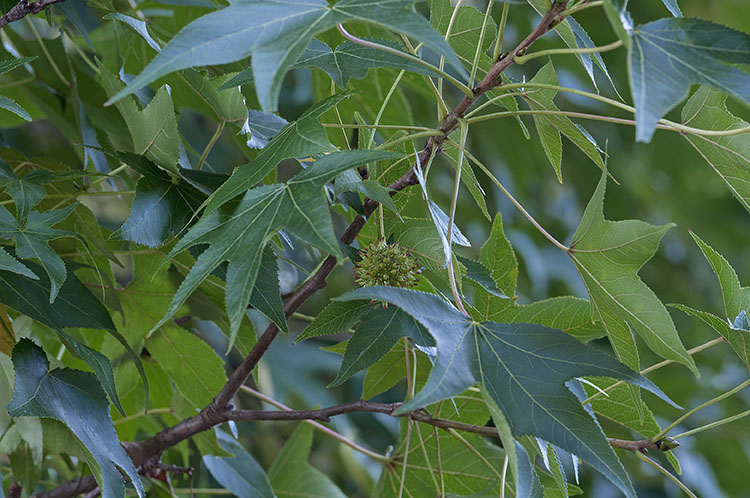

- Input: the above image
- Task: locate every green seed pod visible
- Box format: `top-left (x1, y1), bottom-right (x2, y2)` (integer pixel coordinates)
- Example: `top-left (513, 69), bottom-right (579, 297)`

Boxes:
top-left (354, 239), bottom-right (420, 289)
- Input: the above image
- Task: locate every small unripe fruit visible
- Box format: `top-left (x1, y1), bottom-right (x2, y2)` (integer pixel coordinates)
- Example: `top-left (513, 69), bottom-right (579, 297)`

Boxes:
top-left (354, 239), bottom-right (420, 289)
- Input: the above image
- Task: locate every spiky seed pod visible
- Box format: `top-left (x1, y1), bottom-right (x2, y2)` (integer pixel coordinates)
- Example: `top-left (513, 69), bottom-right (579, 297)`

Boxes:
top-left (354, 239), bottom-right (420, 289)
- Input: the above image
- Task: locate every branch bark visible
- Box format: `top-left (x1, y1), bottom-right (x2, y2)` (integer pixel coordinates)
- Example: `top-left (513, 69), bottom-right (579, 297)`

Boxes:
top-left (0, 0), bottom-right (67, 29)
top-left (36, 3), bottom-right (572, 496)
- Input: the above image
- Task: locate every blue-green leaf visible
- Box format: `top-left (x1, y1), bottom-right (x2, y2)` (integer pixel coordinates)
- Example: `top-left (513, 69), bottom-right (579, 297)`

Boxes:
top-left (630, 18), bottom-right (750, 142)
top-left (106, 0), bottom-right (466, 112)
top-left (338, 287), bottom-right (678, 498)
top-left (203, 430), bottom-right (274, 498)
top-left (8, 339), bottom-right (144, 498)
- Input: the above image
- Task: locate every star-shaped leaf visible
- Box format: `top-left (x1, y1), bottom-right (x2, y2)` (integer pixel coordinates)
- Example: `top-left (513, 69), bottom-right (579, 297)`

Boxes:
top-left (8, 339), bottom-right (144, 498)
top-left (106, 0), bottom-right (466, 112)
top-left (203, 93), bottom-right (350, 215)
top-left (0, 203), bottom-right (81, 303)
top-left (568, 173), bottom-right (697, 375)
top-left (0, 159), bottom-right (52, 221)
top-left (338, 286), bottom-right (676, 498)
top-left (154, 150), bottom-right (400, 337)
top-left (292, 38), bottom-right (439, 89)
top-left (630, 18), bottom-right (750, 142)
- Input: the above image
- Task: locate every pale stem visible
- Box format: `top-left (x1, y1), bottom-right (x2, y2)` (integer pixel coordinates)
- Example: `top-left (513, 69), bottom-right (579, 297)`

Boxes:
top-left (454, 142), bottom-right (569, 252)
top-left (438, 0), bottom-right (465, 99)
top-left (400, 36), bottom-right (448, 117)
top-left (337, 24), bottom-right (472, 97)
top-left (331, 80), bottom-right (350, 148)
top-left (500, 454), bottom-right (509, 498)
top-left (514, 39), bottom-right (623, 65)
top-left (470, 0), bottom-right (495, 86)
top-left (492, 2), bottom-right (510, 62)
top-left (27, 18), bottom-right (69, 87)
top-left (114, 408), bottom-right (172, 425)
top-left (564, 0), bottom-right (604, 16)
top-left (446, 120), bottom-right (470, 316)
top-left (197, 120), bottom-right (225, 171)
top-left (468, 82), bottom-right (750, 137)
top-left (240, 385), bottom-right (391, 463)
top-left (673, 409), bottom-right (750, 440)
top-left (322, 123), bottom-right (434, 131)
top-left (89, 163), bottom-right (130, 189)
top-left (374, 130), bottom-right (445, 150)
top-left (652, 378), bottom-right (750, 441)
top-left (635, 452), bottom-right (698, 498)
top-left (398, 418), bottom-right (414, 498)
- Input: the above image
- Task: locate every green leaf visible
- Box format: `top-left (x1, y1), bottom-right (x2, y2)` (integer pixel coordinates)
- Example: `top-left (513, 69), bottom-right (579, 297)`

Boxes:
top-left (248, 245), bottom-right (287, 335)
top-left (168, 69), bottom-right (248, 124)
top-left (334, 178), bottom-right (400, 218)
top-left (0, 56), bottom-right (36, 75)
top-left (103, 13), bottom-right (161, 52)
top-left (0, 203), bottom-right (81, 302)
top-left (630, 18), bottom-right (750, 142)
top-left (457, 255), bottom-right (508, 298)
top-left (491, 297), bottom-right (606, 344)
top-left (0, 95), bottom-right (30, 121)
top-left (0, 158), bottom-right (51, 221)
top-left (117, 152), bottom-right (206, 247)
top-left (203, 93), bottom-right (350, 215)
top-left (106, 0), bottom-right (466, 112)
top-left (203, 430), bottom-right (274, 498)
top-left (602, 0), bottom-right (632, 48)
top-left (681, 86), bottom-right (750, 213)
top-left (155, 150), bottom-right (400, 339)
top-left (7, 339), bottom-right (144, 498)
top-left (523, 62), bottom-right (605, 182)
top-left (268, 423), bottom-right (347, 498)
top-left (329, 305), bottom-right (431, 387)
top-left (145, 325), bottom-right (226, 409)
top-left (338, 287), bottom-right (677, 498)
top-left (568, 173), bottom-right (697, 375)
top-left (0, 245), bottom-right (35, 280)
top-left (295, 299), bottom-right (370, 343)
top-left (99, 65), bottom-right (179, 173)
top-left (293, 38), bottom-right (440, 89)
top-left (583, 378), bottom-right (662, 437)
top-left (241, 110), bottom-right (288, 149)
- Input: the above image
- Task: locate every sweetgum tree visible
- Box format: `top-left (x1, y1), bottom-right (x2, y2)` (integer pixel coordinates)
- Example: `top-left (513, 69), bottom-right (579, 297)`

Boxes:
top-left (0, 0), bottom-right (747, 496)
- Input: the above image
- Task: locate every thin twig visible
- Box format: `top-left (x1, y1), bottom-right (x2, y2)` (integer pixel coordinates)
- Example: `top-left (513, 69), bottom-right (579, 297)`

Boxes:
top-left (0, 0), bottom-right (67, 29)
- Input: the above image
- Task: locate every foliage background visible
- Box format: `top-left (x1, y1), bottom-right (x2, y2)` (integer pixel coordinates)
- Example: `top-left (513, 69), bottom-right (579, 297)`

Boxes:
top-left (0, 0), bottom-right (748, 497)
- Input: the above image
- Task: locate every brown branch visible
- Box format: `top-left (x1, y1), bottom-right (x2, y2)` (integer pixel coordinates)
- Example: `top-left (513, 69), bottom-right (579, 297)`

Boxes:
top-left (8, 481), bottom-right (21, 498)
top-left (36, 4), bottom-right (571, 497)
top-left (0, 0), bottom-right (68, 29)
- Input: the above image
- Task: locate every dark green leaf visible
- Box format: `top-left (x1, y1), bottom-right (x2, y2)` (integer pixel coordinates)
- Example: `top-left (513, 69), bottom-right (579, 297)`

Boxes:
top-left (630, 18), bottom-right (750, 142)
top-left (203, 430), bottom-right (274, 498)
top-left (155, 150), bottom-right (400, 339)
top-left (0, 203), bottom-right (81, 302)
top-left (0, 159), bottom-right (51, 220)
top-left (457, 255), bottom-right (508, 298)
top-left (203, 93), bottom-right (350, 215)
top-left (248, 245), bottom-right (287, 335)
top-left (329, 305), bottom-right (431, 387)
top-left (8, 339), bottom-right (144, 498)
top-left (294, 299), bottom-right (370, 343)
top-left (117, 152), bottom-right (206, 247)
top-left (292, 38), bottom-right (440, 88)
top-left (107, 0), bottom-right (466, 112)
top-left (0, 56), bottom-right (36, 75)
top-left (242, 110), bottom-right (288, 149)
top-left (338, 287), bottom-right (677, 498)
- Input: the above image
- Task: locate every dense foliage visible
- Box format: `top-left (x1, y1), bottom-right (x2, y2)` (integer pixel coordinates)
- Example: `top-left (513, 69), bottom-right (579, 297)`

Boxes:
top-left (0, 0), bottom-right (747, 497)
